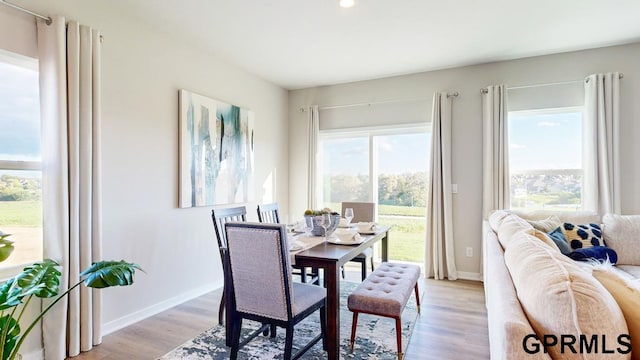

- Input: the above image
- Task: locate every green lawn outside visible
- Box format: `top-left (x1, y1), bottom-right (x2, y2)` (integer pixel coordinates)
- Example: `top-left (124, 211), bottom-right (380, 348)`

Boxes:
top-left (0, 200), bottom-right (42, 226)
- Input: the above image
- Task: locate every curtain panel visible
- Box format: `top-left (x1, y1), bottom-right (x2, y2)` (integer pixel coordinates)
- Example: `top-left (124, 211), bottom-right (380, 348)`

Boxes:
top-left (37, 16), bottom-right (103, 359)
top-left (307, 105), bottom-right (319, 209)
top-left (584, 73), bottom-right (621, 215)
top-left (425, 92), bottom-right (457, 280)
top-left (481, 85), bottom-right (509, 218)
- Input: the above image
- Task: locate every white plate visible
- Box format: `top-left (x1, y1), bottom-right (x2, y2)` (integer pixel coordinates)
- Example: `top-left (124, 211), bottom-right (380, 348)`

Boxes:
top-left (289, 244), bottom-right (303, 251)
top-left (326, 238), bottom-right (364, 245)
top-left (357, 230), bottom-right (376, 235)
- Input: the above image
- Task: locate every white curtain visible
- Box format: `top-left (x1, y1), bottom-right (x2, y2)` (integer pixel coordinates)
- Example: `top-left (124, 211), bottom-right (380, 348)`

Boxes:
top-left (425, 93), bottom-right (457, 280)
top-left (482, 85), bottom-right (509, 218)
top-left (307, 105), bottom-right (319, 209)
top-left (38, 16), bottom-right (103, 359)
top-left (584, 73), bottom-right (621, 215)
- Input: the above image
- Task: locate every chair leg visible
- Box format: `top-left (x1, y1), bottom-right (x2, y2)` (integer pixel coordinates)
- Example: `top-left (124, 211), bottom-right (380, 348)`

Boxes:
top-left (350, 312), bottom-right (359, 353)
top-left (284, 324), bottom-right (295, 360)
top-left (270, 324), bottom-right (277, 338)
top-left (370, 257), bottom-right (375, 272)
top-left (300, 268), bottom-right (307, 283)
top-left (218, 291), bottom-right (225, 325)
top-left (341, 266), bottom-right (345, 279)
top-left (414, 283), bottom-right (421, 314)
top-left (360, 261), bottom-right (367, 281)
top-left (230, 317), bottom-right (243, 360)
top-left (395, 316), bottom-right (402, 360)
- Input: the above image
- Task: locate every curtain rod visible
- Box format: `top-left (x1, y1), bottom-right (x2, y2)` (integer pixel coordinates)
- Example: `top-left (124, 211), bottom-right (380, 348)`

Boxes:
top-left (298, 92), bottom-right (459, 112)
top-left (480, 73), bottom-right (624, 94)
top-left (0, 0), bottom-right (51, 24)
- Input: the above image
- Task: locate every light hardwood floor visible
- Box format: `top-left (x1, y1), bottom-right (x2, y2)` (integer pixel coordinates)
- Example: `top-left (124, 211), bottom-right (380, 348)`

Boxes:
top-left (69, 269), bottom-right (489, 360)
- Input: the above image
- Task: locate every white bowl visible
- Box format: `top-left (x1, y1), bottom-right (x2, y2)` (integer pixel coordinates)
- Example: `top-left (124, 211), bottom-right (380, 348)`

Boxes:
top-left (355, 222), bottom-right (376, 233)
top-left (338, 218), bottom-right (352, 227)
top-left (334, 228), bottom-right (358, 242)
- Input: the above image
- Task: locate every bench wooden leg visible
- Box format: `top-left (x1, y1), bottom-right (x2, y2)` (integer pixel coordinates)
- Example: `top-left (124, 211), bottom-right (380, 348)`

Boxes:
top-left (350, 311), bottom-right (359, 352)
top-left (414, 283), bottom-right (421, 314)
top-left (395, 316), bottom-right (402, 360)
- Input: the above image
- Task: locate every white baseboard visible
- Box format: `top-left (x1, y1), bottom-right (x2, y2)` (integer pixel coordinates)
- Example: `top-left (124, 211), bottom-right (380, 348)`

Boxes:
top-left (20, 349), bottom-right (44, 360)
top-left (102, 280), bottom-right (223, 336)
top-left (456, 271), bottom-right (482, 281)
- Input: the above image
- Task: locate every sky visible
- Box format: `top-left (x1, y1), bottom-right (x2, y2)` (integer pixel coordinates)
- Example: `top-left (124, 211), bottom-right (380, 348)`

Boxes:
top-left (508, 111), bottom-right (582, 171)
top-left (0, 60), bottom-right (41, 161)
top-left (322, 132), bottom-right (431, 175)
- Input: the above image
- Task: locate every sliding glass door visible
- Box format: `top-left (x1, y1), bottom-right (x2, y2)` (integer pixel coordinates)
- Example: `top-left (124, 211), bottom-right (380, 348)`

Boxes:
top-left (319, 126), bottom-right (430, 263)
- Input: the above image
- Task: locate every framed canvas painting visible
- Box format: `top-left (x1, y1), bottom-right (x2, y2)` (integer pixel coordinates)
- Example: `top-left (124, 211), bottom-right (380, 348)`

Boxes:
top-left (179, 89), bottom-right (254, 208)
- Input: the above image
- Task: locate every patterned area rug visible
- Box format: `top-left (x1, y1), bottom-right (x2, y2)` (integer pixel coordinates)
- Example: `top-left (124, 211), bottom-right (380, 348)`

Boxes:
top-left (159, 281), bottom-right (420, 359)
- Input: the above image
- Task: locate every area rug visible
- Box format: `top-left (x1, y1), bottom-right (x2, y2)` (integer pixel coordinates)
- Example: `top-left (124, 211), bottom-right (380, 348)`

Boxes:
top-left (159, 281), bottom-right (420, 359)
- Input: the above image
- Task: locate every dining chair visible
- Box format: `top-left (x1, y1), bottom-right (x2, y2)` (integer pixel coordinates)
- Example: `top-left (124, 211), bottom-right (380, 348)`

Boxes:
top-left (256, 202), bottom-right (320, 285)
top-left (224, 222), bottom-right (327, 360)
top-left (341, 201), bottom-right (376, 281)
top-left (211, 206), bottom-right (247, 326)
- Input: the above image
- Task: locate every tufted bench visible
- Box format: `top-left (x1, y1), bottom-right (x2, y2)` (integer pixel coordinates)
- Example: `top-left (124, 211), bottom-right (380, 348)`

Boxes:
top-left (347, 262), bottom-right (421, 360)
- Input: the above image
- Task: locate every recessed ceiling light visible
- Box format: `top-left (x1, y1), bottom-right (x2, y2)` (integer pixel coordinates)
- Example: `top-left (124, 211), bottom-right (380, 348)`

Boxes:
top-left (339, 0), bottom-right (354, 8)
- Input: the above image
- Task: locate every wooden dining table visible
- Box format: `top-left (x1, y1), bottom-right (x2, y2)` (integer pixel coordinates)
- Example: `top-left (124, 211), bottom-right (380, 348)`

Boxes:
top-left (294, 226), bottom-right (390, 360)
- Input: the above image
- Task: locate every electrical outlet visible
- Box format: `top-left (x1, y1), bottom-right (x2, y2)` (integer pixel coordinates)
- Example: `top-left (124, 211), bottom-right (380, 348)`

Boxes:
top-left (451, 184), bottom-right (458, 193)
top-left (466, 247), bottom-right (473, 257)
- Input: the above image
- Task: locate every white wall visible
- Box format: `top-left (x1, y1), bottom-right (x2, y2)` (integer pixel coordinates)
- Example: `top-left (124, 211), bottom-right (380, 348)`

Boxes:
top-left (289, 42), bottom-right (640, 280)
top-left (2, 0), bottom-right (289, 356)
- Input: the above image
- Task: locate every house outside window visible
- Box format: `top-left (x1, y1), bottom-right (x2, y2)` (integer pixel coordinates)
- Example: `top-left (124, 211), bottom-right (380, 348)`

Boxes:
top-left (0, 49), bottom-right (42, 272)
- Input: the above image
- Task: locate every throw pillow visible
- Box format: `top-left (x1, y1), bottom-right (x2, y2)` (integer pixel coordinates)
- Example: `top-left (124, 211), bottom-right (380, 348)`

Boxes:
top-left (602, 213), bottom-right (640, 266)
top-left (547, 226), bottom-right (572, 256)
top-left (568, 246), bottom-right (618, 264)
top-left (526, 215), bottom-right (562, 233)
top-left (561, 222), bottom-right (604, 250)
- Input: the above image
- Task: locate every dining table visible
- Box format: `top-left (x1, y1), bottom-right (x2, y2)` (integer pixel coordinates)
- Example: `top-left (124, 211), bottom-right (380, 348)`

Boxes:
top-left (293, 226), bottom-right (390, 360)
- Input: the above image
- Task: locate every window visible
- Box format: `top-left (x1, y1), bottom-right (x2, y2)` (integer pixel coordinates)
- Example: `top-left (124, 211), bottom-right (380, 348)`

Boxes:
top-left (0, 49), bottom-right (42, 271)
top-left (508, 107), bottom-right (583, 211)
top-left (319, 127), bottom-right (430, 263)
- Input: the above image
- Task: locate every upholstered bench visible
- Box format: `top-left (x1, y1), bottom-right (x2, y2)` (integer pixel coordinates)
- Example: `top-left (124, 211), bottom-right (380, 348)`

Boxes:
top-left (347, 262), bottom-right (421, 360)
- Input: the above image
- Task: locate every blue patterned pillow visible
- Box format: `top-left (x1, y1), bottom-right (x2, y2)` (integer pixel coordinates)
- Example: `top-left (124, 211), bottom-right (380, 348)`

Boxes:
top-left (568, 246), bottom-right (617, 264)
top-left (561, 222), bottom-right (604, 250)
top-left (547, 227), bottom-right (572, 256)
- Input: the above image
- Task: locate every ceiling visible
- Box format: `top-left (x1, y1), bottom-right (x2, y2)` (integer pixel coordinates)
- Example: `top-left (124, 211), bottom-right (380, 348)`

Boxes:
top-left (116, 0), bottom-right (640, 90)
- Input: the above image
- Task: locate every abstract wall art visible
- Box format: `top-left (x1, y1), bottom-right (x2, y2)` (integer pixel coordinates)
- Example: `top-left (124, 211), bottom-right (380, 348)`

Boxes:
top-left (179, 89), bottom-right (254, 207)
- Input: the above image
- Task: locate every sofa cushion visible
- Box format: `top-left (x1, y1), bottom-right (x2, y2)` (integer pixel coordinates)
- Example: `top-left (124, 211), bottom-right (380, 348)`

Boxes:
top-left (592, 267), bottom-right (640, 360)
top-left (489, 210), bottom-right (535, 249)
top-left (602, 213), bottom-right (640, 266)
top-left (504, 232), bottom-right (629, 360)
top-left (561, 222), bottom-right (604, 250)
top-left (527, 215), bottom-right (562, 233)
top-left (568, 246), bottom-right (618, 264)
top-left (547, 226), bottom-right (572, 255)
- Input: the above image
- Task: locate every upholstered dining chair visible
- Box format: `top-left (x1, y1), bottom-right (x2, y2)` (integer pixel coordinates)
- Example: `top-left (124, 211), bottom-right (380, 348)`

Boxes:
top-left (224, 222), bottom-right (327, 360)
top-left (256, 202), bottom-right (320, 285)
top-left (341, 201), bottom-right (376, 280)
top-left (211, 206), bottom-right (247, 326)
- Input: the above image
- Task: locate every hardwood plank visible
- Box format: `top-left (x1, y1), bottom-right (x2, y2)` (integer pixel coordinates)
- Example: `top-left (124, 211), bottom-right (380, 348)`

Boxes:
top-left (69, 269), bottom-right (489, 359)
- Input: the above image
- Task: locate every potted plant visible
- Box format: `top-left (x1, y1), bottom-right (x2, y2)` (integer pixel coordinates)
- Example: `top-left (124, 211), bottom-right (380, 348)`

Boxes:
top-left (0, 232), bottom-right (142, 360)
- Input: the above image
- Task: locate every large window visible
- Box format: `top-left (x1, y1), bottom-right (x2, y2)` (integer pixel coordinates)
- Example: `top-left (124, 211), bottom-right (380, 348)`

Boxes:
top-left (0, 49), bottom-right (42, 271)
top-left (508, 108), bottom-right (583, 211)
top-left (320, 127), bottom-right (430, 263)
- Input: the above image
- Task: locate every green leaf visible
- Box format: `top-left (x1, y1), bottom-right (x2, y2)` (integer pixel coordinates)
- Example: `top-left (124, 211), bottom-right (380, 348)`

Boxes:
top-left (80, 260), bottom-right (143, 289)
top-left (16, 259), bottom-right (61, 298)
top-left (0, 237), bottom-right (14, 263)
top-left (0, 279), bottom-right (22, 311)
top-left (0, 315), bottom-right (20, 360)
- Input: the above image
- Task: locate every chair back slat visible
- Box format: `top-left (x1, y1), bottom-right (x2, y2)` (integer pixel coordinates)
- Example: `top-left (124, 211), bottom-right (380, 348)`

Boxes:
top-left (341, 201), bottom-right (376, 223)
top-left (212, 206), bottom-right (247, 250)
top-left (225, 222), bottom-right (293, 321)
top-left (257, 202), bottom-right (280, 223)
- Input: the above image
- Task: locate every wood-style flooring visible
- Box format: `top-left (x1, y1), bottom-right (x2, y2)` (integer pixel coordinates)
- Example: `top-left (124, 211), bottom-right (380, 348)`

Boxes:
top-left (69, 268), bottom-right (489, 360)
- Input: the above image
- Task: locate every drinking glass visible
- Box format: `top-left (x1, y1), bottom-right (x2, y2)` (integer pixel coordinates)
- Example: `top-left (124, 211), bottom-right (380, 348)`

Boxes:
top-left (344, 208), bottom-right (354, 226)
top-left (320, 213), bottom-right (331, 241)
top-left (303, 216), bottom-right (313, 236)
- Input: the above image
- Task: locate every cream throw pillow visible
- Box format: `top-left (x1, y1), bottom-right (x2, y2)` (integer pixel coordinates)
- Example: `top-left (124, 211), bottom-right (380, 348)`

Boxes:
top-left (593, 267), bottom-right (640, 360)
top-left (527, 215), bottom-right (562, 233)
top-left (504, 232), bottom-right (630, 360)
top-left (603, 213), bottom-right (640, 265)
top-left (489, 211), bottom-right (534, 248)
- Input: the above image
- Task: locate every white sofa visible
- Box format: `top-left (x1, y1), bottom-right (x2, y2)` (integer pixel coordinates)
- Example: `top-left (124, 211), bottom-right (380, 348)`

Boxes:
top-left (483, 210), bottom-right (640, 360)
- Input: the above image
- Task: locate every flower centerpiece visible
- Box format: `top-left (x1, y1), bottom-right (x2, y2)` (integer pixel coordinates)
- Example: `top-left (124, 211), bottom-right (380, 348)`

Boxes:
top-left (303, 208), bottom-right (341, 236)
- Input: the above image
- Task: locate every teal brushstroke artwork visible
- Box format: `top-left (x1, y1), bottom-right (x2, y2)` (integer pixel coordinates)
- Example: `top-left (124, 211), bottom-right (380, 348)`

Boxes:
top-left (178, 89), bottom-right (254, 207)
